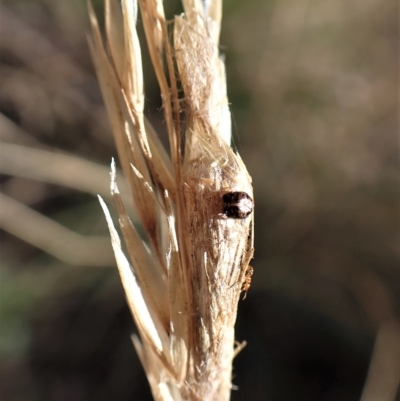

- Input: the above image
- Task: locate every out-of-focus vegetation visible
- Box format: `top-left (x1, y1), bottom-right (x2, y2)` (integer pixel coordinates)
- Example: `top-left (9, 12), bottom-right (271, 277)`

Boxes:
top-left (0, 1), bottom-right (398, 400)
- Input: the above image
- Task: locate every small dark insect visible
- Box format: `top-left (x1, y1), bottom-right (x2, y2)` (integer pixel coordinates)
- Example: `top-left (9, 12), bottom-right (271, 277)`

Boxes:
top-left (242, 266), bottom-right (254, 300)
top-left (222, 191), bottom-right (254, 219)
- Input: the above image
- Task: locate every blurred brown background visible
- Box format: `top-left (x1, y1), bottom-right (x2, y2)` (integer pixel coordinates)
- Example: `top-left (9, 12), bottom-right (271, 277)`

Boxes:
top-left (0, 0), bottom-right (399, 400)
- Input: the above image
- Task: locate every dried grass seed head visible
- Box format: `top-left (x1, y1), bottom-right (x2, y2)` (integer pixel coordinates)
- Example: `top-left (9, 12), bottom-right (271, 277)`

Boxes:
top-left (89, 0), bottom-right (254, 399)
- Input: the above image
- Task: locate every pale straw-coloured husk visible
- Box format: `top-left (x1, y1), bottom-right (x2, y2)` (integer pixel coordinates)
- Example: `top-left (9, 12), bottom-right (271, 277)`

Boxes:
top-left (88, 1), bottom-right (254, 400)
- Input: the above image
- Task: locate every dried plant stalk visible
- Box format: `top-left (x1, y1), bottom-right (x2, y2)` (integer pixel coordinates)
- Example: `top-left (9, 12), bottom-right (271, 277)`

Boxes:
top-left (88, 1), bottom-right (254, 400)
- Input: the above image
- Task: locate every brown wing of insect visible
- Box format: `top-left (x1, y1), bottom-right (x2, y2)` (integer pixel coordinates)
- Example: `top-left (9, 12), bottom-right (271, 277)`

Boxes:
top-left (241, 266), bottom-right (254, 300)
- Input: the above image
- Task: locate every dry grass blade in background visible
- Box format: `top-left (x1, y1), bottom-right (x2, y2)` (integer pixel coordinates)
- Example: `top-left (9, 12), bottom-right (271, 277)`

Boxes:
top-left (88, 0), bottom-right (254, 400)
